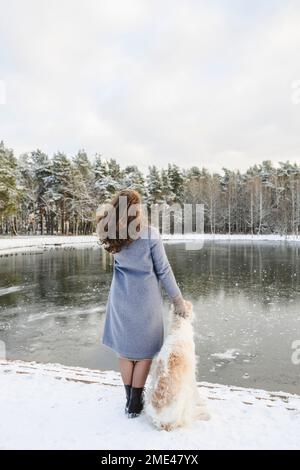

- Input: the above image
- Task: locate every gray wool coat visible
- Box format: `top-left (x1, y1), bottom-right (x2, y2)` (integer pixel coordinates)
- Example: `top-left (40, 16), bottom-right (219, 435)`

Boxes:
top-left (102, 224), bottom-right (182, 359)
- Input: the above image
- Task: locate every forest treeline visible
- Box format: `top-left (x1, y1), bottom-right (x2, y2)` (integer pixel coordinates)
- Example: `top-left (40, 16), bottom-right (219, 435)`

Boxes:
top-left (0, 141), bottom-right (300, 236)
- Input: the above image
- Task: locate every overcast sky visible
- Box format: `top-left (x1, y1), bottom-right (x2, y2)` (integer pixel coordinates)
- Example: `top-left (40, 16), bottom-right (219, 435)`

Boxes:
top-left (1, 0), bottom-right (300, 172)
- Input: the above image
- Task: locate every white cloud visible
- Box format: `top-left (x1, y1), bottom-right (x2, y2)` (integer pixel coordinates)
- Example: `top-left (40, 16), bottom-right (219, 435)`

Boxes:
top-left (1, 0), bottom-right (300, 172)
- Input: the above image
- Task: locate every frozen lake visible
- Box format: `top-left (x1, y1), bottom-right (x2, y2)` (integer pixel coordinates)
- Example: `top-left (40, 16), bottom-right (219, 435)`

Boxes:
top-left (0, 241), bottom-right (299, 394)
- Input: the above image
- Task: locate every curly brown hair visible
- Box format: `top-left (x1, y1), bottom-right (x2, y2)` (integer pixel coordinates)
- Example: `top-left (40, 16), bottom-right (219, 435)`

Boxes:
top-left (96, 189), bottom-right (143, 253)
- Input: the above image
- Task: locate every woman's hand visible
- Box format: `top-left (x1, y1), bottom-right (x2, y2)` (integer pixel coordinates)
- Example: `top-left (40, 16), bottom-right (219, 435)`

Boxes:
top-left (172, 296), bottom-right (192, 318)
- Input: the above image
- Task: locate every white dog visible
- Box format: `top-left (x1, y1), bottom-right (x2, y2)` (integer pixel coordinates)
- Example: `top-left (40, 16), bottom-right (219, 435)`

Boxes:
top-left (145, 301), bottom-right (210, 431)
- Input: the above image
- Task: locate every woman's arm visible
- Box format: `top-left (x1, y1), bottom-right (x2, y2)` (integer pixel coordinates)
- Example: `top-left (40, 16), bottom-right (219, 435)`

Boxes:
top-left (149, 227), bottom-right (187, 317)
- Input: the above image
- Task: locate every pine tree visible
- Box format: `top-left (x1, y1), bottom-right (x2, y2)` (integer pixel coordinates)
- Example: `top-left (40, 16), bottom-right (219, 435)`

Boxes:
top-left (123, 165), bottom-right (146, 196)
top-left (2, 143), bottom-right (300, 236)
top-left (73, 149), bottom-right (92, 180)
top-left (161, 169), bottom-right (173, 203)
top-left (17, 149), bottom-right (52, 234)
top-left (0, 141), bottom-right (20, 234)
top-left (167, 164), bottom-right (184, 203)
top-left (94, 156), bottom-right (122, 202)
top-left (73, 149), bottom-right (95, 231)
top-left (146, 166), bottom-right (163, 205)
top-left (48, 152), bottom-right (73, 234)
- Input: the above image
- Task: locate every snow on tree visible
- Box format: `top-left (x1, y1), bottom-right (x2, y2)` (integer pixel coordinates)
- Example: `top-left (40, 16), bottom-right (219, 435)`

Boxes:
top-left (1, 143), bottom-right (300, 236)
top-left (167, 164), bottom-right (184, 203)
top-left (161, 168), bottom-right (173, 204)
top-left (146, 166), bottom-right (164, 205)
top-left (17, 149), bottom-right (53, 234)
top-left (123, 165), bottom-right (146, 196)
top-left (0, 141), bottom-right (21, 234)
top-left (46, 152), bottom-right (73, 235)
top-left (70, 151), bottom-right (95, 235)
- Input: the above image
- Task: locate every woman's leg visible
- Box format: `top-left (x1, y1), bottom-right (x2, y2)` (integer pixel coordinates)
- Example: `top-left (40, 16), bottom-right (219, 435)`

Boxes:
top-left (126, 359), bottom-right (152, 417)
top-left (131, 359), bottom-right (152, 388)
top-left (119, 357), bottom-right (135, 385)
top-left (119, 357), bottom-right (136, 414)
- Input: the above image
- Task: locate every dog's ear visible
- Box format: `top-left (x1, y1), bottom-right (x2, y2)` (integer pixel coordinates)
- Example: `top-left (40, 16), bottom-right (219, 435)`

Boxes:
top-left (151, 354), bottom-right (186, 410)
top-left (151, 360), bottom-right (172, 410)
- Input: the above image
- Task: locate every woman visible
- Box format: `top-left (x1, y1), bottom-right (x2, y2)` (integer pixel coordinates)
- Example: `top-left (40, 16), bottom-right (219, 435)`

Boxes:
top-left (96, 189), bottom-right (187, 418)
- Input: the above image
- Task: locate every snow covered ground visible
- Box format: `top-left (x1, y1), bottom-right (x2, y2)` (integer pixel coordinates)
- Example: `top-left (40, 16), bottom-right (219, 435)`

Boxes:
top-left (0, 360), bottom-right (299, 450)
top-left (0, 232), bottom-right (300, 256)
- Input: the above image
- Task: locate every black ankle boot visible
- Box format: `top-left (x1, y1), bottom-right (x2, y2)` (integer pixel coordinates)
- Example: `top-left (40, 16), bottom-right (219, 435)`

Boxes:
top-left (124, 385), bottom-right (132, 414)
top-left (127, 387), bottom-right (144, 418)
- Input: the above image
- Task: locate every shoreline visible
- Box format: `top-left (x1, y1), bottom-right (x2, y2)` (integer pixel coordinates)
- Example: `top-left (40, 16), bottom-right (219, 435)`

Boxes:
top-left (0, 233), bottom-right (300, 256)
top-left (0, 359), bottom-right (299, 450)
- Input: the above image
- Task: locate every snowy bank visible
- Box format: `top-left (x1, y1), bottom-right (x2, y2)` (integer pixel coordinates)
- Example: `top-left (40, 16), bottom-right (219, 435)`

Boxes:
top-left (0, 360), bottom-right (299, 450)
top-left (0, 235), bottom-right (98, 256)
top-left (0, 233), bottom-right (300, 256)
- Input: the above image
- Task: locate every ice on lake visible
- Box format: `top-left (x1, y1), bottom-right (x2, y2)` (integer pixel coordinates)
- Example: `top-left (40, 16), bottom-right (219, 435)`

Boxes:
top-left (0, 241), bottom-right (300, 394)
